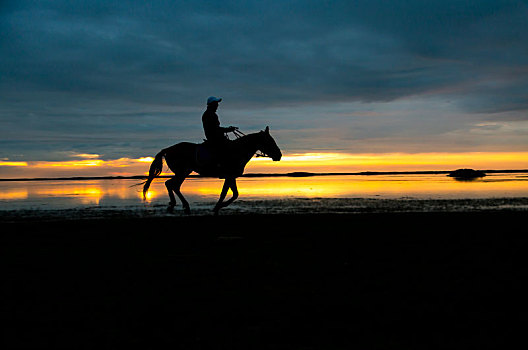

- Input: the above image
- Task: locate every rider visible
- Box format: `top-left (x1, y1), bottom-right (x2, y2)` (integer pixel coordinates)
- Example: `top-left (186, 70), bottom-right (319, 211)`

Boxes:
top-left (202, 96), bottom-right (237, 168)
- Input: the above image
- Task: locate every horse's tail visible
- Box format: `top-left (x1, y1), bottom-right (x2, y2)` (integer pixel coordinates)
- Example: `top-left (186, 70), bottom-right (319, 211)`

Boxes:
top-left (142, 149), bottom-right (165, 199)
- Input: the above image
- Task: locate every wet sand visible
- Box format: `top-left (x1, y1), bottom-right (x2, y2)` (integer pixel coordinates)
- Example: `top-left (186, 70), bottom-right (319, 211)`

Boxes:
top-left (2, 211), bottom-right (525, 349)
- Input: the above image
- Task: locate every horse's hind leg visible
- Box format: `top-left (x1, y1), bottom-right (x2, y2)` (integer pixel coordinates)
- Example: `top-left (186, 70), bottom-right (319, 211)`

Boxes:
top-left (166, 171), bottom-right (191, 214)
top-left (165, 177), bottom-right (178, 207)
top-left (174, 173), bottom-right (191, 214)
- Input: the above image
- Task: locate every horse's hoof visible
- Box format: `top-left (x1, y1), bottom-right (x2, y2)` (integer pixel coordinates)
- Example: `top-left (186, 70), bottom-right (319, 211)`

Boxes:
top-left (183, 207), bottom-right (191, 215)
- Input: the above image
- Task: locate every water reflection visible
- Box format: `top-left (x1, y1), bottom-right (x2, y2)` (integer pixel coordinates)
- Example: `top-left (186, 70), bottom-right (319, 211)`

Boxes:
top-left (234, 174), bottom-right (528, 199)
top-left (1, 173), bottom-right (527, 210)
top-left (0, 189), bottom-right (29, 200)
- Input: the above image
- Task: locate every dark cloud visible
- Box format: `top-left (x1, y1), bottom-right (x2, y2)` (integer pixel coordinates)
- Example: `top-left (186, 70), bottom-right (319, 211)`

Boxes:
top-left (1, 0), bottom-right (528, 162)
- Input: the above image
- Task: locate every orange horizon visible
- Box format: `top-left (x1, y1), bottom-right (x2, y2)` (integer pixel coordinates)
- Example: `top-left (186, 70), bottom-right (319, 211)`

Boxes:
top-left (0, 151), bottom-right (527, 179)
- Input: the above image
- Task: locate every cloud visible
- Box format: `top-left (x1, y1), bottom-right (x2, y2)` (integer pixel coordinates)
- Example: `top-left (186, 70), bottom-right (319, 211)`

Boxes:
top-left (3, 0), bottom-right (527, 106)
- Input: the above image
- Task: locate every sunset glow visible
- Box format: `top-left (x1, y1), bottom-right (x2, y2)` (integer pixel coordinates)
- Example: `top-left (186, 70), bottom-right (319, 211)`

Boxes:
top-left (0, 161), bottom-right (29, 167)
top-left (246, 152), bottom-right (528, 173)
top-left (137, 157), bottom-right (155, 163)
top-left (0, 152), bottom-right (527, 179)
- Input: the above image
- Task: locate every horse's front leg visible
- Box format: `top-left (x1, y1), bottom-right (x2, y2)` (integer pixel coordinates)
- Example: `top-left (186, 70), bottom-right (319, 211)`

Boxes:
top-left (213, 178), bottom-right (238, 215)
top-left (222, 178), bottom-right (239, 207)
top-left (213, 179), bottom-right (230, 215)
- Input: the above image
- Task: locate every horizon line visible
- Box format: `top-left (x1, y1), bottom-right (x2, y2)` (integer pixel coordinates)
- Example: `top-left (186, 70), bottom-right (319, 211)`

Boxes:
top-left (1, 169), bottom-right (527, 182)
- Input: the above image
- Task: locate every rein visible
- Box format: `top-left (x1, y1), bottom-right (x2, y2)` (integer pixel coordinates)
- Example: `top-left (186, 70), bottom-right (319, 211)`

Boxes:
top-left (228, 129), bottom-right (270, 158)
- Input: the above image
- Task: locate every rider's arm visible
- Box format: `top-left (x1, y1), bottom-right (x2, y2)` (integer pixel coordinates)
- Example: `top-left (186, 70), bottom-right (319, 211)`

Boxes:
top-left (220, 126), bottom-right (238, 132)
top-left (204, 111), bottom-right (236, 133)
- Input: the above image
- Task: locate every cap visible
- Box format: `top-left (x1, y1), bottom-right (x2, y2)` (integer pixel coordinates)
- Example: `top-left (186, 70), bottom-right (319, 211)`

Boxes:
top-left (207, 96), bottom-right (222, 105)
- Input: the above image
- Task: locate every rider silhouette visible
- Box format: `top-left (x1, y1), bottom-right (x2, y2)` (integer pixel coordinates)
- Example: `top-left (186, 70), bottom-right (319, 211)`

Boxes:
top-left (202, 96), bottom-right (237, 169)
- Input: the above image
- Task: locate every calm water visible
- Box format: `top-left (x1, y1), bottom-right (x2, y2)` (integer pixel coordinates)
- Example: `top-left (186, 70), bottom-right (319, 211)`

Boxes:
top-left (1, 173), bottom-right (528, 212)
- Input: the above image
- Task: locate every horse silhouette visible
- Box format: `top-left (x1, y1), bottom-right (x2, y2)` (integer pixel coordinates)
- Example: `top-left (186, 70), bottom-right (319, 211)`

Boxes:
top-left (142, 126), bottom-right (282, 214)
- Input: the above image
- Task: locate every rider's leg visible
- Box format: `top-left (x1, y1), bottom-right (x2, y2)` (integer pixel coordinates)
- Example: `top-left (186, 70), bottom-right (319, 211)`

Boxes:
top-left (215, 139), bottom-right (231, 169)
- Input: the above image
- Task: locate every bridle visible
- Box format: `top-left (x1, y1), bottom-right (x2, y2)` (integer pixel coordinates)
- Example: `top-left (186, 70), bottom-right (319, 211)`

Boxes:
top-left (228, 129), bottom-right (271, 158)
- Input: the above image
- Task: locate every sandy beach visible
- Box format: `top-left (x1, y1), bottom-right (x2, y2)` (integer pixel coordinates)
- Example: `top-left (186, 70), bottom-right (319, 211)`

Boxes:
top-left (3, 210), bottom-right (525, 349)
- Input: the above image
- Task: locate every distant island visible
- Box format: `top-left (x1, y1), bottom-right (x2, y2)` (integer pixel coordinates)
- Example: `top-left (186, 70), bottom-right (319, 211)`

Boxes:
top-left (448, 168), bottom-right (486, 179)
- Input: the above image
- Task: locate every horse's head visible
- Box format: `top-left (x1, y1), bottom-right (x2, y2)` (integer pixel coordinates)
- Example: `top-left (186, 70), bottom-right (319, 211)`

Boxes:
top-left (258, 126), bottom-right (282, 161)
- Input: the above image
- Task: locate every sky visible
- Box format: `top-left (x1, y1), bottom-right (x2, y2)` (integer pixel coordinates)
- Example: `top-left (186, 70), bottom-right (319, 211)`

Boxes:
top-left (1, 0), bottom-right (528, 177)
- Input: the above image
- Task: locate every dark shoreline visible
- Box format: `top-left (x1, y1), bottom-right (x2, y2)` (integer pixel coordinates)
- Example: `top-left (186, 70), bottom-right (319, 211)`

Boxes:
top-left (2, 197), bottom-right (528, 224)
top-left (1, 169), bottom-right (527, 182)
top-left (3, 211), bottom-right (525, 348)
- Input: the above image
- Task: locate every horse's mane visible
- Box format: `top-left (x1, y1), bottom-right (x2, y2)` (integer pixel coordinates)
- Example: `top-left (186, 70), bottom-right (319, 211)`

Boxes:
top-left (231, 131), bottom-right (261, 146)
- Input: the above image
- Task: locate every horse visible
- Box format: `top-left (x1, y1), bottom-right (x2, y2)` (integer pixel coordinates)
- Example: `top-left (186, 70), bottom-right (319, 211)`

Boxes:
top-left (142, 126), bottom-right (282, 214)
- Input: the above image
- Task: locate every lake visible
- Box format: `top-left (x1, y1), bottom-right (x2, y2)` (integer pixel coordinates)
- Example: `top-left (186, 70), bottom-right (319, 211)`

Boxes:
top-left (1, 173), bottom-right (528, 216)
